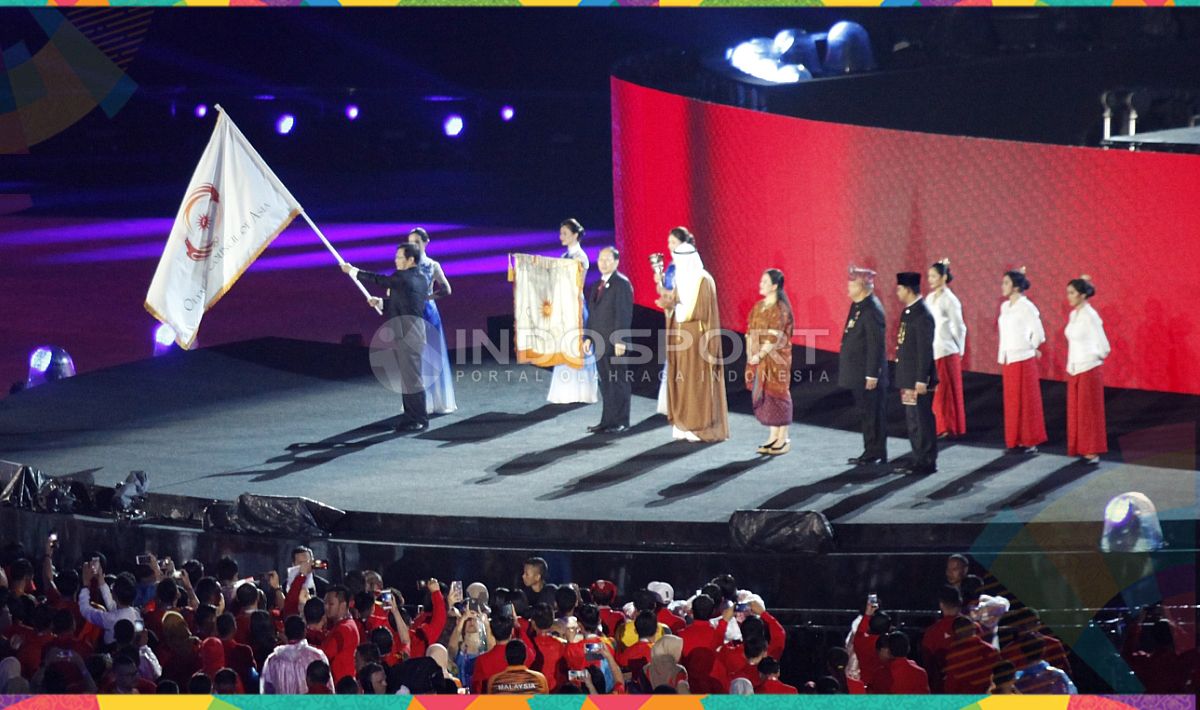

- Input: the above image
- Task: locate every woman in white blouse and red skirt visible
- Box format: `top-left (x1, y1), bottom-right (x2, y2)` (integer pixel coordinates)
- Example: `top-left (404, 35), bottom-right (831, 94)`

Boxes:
top-left (997, 268), bottom-right (1047, 453)
top-left (926, 259), bottom-right (967, 438)
top-left (1064, 276), bottom-right (1110, 464)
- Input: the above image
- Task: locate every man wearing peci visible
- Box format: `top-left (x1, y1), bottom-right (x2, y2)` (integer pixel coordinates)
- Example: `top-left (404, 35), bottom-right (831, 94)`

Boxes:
top-left (586, 246), bottom-right (634, 434)
top-left (839, 266), bottom-right (889, 465)
top-left (341, 243), bottom-right (430, 432)
top-left (893, 271), bottom-right (938, 475)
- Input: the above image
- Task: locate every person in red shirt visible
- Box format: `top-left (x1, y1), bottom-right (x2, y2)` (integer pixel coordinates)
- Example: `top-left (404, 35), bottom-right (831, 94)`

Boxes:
top-left (40, 550), bottom-right (86, 633)
top-left (874, 631), bottom-right (929, 694)
top-left (616, 611), bottom-right (658, 680)
top-left (755, 657), bottom-right (797, 694)
top-left (728, 636), bottom-right (769, 685)
top-left (1003, 607), bottom-right (1072, 678)
top-left (718, 613), bottom-right (774, 677)
top-left (853, 600), bottom-right (893, 690)
top-left (942, 616), bottom-right (999, 694)
top-left (144, 578), bottom-right (194, 641)
top-left (306, 659), bottom-right (333, 694)
top-left (678, 594), bottom-right (728, 661)
top-left (921, 584), bottom-right (974, 692)
top-left (682, 647), bottom-right (729, 693)
top-left (1122, 613), bottom-right (1191, 694)
top-left (564, 604), bottom-right (625, 693)
top-left (233, 581), bottom-right (262, 644)
top-left (647, 582), bottom-right (685, 634)
top-left (216, 612), bottom-right (258, 691)
top-left (321, 584), bottom-right (361, 683)
top-left (589, 580), bottom-right (625, 637)
top-left (528, 603), bottom-right (568, 691)
top-left (302, 598), bottom-right (327, 646)
top-left (408, 579), bottom-right (448, 659)
top-left (746, 596), bottom-right (788, 661)
top-left (16, 604), bottom-right (54, 679)
top-left (471, 614), bottom-right (534, 693)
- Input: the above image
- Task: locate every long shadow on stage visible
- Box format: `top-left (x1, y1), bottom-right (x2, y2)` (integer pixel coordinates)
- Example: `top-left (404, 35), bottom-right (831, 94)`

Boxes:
top-left (417, 404), bottom-right (585, 447)
top-left (483, 415), bottom-right (666, 480)
top-left (755, 465), bottom-right (893, 511)
top-left (820, 471), bottom-right (927, 522)
top-left (537, 440), bottom-right (712, 501)
top-left (983, 460), bottom-right (1097, 514)
top-left (194, 414), bottom-right (414, 484)
top-left (646, 457), bottom-right (774, 508)
top-left (909, 453), bottom-right (1033, 508)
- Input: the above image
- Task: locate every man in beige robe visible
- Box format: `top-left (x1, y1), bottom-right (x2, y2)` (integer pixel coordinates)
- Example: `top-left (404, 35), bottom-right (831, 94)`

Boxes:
top-left (661, 244), bottom-right (729, 442)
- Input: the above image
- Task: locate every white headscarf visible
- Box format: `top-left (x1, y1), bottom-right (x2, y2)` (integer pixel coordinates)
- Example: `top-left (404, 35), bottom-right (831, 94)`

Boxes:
top-left (671, 245), bottom-right (706, 323)
top-left (730, 677), bottom-right (756, 695)
top-left (426, 644), bottom-right (453, 678)
top-left (0, 657), bottom-right (21, 689)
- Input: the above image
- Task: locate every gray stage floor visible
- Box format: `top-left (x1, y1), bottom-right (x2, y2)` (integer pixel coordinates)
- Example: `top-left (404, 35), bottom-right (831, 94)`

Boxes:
top-left (1, 340), bottom-right (1196, 526)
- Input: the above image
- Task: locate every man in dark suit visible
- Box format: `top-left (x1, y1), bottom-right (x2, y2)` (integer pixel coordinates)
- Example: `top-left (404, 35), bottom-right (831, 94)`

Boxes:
top-left (342, 243), bottom-right (430, 432)
top-left (587, 246), bottom-right (634, 434)
top-left (893, 272), bottom-right (938, 475)
top-left (838, 267), bottom-right (888, 465)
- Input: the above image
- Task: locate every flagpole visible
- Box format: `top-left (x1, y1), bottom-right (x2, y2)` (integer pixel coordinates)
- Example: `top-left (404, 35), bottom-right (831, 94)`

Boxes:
top-left (301, 211), bottom-right (383, 315)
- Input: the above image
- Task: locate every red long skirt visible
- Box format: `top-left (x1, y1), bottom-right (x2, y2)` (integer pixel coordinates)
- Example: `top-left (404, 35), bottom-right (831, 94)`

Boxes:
top-left (934, 354), bottom-right (967, 437)
top-left (1002, 359), bottom-right (1047, 448)
top-left (1067, 366), bottom-right (1107, 457)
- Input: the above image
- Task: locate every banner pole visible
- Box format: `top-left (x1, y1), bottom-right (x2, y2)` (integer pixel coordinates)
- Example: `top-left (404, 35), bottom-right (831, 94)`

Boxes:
top-left (301, 211), bottom-right (383, 315)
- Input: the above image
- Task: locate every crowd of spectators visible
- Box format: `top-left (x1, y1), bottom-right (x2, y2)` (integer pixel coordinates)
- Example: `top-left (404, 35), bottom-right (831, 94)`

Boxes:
top-left (0, 540), bottom-right (1195, 695)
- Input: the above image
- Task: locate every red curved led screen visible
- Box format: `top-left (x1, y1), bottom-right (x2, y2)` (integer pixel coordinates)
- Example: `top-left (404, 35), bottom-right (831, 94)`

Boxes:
top-left (611, 78), bottom-right (1200, 395)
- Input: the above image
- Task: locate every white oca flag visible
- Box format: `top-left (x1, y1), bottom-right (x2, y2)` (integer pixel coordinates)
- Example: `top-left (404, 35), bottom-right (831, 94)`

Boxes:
top-left (145, 106), bottom-right (302, 349)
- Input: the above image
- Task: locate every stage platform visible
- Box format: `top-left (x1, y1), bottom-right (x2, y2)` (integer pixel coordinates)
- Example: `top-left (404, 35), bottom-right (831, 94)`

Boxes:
top-left (2, 337), bottom-right (1196, 554)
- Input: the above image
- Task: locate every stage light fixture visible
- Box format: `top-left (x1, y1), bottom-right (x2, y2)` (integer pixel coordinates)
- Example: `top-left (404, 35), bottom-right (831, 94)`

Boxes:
top-left (1101, 492), bottom-right (1164, 552)
top-left (26, 346), bottom-right (75, 388)
top-left (276, 114), bottom-right (295, 135)
top-left (345, 104), bottom-right (360, 121)
top-left (773, 29), bottom-right (797, 55)
top-left (824, 21), bottom-right (875, 74)
top-left (443, 114), bottom-right (464, 137)
top-left (729, 37), bottom-right (811, 85)
top-left (194, 104), bottom-right (208, 119)
top-left (500, 105), bottom-right (515, 122)
top-left (781, 31), bottom-right (823, 76)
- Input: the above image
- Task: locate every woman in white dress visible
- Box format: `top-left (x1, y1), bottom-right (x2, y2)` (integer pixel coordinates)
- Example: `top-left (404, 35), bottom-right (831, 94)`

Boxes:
top-left (546, 218), bottom-right (599, 404)
top-left (1064, 275), bottom-right (1110, 464)
top-left (997, 268), bottom-right (1047, 453)
top-left (407, 228), bottom-right (457, 414)
top-left (926, 258), bottom-right (967, 438)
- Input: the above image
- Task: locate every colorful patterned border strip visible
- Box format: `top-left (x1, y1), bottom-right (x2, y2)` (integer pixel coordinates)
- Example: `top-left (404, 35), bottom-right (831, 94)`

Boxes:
top-left (2, 1), bottom-right (1199, 9)
top-left (0, 696), bottom-right (1197, 709)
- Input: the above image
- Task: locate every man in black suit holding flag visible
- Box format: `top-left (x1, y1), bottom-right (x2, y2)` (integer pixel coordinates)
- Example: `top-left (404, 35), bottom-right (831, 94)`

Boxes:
top-left (342, 243), bottom-right (430, 432)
